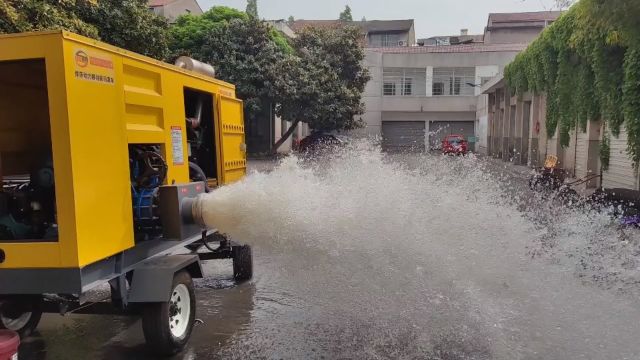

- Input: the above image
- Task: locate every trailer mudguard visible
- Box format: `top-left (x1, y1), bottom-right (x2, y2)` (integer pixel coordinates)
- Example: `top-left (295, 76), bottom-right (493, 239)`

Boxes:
top-left (128, 254), bottom-right (203, 303)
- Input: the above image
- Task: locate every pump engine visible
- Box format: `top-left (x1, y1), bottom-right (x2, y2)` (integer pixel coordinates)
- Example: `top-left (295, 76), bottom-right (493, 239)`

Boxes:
top-left (0, 157), bottom-right (57, 240)
top-left (129, 146), bottom-right (168, 240)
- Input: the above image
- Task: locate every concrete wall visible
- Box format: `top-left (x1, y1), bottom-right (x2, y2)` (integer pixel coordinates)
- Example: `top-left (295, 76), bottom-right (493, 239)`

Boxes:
top-left (382, 51), bottom-right (519, 68)
top-left (154, 0), bottom-right (202, 22)
top-left (382, 111), bottom-right (475, 122)
top-left (382, 96), bottom-right (477, 112)
top-left (486, 28), bottom-right (544, 45)
top-left (476, 94), bottom-right (489, 154)
top-left (408, 25), bottom-right (416, 46)
top-left (359, 51), bottom-right (384, 135)
top-left (475, 66), bottom-right (500, 95)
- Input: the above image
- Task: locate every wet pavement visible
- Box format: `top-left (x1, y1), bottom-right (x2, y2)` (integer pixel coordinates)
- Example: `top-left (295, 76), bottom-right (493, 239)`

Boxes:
top-left (17, 152), bottom-right (640, 359)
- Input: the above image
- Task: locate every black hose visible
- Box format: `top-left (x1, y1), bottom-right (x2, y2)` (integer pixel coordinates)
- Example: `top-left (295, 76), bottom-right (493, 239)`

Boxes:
top-left (189, 162), bottom-right (210, 193)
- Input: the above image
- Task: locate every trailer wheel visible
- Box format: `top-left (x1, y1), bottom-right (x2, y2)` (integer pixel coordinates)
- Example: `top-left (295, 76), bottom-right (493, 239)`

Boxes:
top-left (142, 271), bottom-right (196, 356)
top-left (233, 245), bottom-right (253, 282)
top-left (0, 296), bottom-right (43, 337)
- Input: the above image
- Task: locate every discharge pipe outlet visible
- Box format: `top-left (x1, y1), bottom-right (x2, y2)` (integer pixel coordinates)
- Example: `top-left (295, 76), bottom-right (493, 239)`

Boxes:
top-left (181, 194), bottom-right (208, 227)
top-left (174, 56), bottom-right (216, 78)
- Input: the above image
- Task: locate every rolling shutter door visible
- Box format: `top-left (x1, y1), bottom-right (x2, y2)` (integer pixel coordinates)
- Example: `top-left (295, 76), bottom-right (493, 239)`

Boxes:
top-left (602, 128), bottom-right (638, 190)
top-left (382, 121), bottom-right (426, 152)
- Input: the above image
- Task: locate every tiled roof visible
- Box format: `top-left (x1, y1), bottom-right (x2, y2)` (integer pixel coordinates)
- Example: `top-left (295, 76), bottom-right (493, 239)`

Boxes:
top-left (488, 11), bottom-right (562, 24)
top-left (368, 43), bottom-right (527, 54)
top-left (289, 20), bottom-right (346, 32)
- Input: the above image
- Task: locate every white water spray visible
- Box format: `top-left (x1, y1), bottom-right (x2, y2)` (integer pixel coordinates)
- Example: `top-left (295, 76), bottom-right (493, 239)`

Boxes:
top-left (199, 140), bottom-right (640, 359)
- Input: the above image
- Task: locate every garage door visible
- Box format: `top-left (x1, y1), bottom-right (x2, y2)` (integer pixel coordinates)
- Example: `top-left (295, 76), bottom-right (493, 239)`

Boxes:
top-left (575, 129), bottom-right (589, 179)
top-left (428, 121), bottom-right (475, 151)
top-left (382, 121), bottom-right (426, 152)
top-left (603, 128), bottom-right (638, 190)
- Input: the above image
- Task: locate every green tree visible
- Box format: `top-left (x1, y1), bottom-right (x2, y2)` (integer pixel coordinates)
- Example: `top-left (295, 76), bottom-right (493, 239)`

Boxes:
top-left (274, 25), bottom-right (369, 149)
top-left (0, 0), bottom-right (98, 37)
top-left (339, 5), bottom-right (353, 22)
top-left (170, 7), bottom-right (369, 152)
top-left (0, 0), bottom-right (169, 59)
top-left (505, 0), bottom-right (640, 167)
top-left (287, 15), bottom-right (295, 26)
top-left (246, 0), bottom-right (258, 18)
top-left (85, 0), bottom-right (170, 59)
top-left (170, 7), bottom-right (290, 121)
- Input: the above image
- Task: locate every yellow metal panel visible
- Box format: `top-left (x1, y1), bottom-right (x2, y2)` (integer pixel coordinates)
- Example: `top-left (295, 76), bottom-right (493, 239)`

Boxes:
top-left (123, 59), bottom-right (166, 144)
top-left (217, 96), bottom-right (247, 184)
top-left (0, 32), bottom-right (81, 268)
top-left (0, 31), bottom-right (246, 269)
top-left (62, 38), bottom-right (135, 266)
top-left (0, 243), bottom-right (62, 268)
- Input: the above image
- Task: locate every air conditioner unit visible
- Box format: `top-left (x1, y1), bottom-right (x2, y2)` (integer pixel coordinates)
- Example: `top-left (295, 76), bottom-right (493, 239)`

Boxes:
top-left (398, 40), bottom-right (407, 46)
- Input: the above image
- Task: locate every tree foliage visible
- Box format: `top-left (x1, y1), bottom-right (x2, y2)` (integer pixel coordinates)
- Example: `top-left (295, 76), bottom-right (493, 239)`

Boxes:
top-left (339, 5), bottom-right (353, 22)
top-left (246, 0), bottom-right (258, 18)
top-left (505, 0), bottom-right (640, 167)
top-left (170, 7), bottom-right (369, 150)
top-left (170, 8), bottom-right (287, 117)
top-left (277, 25), bottom-right (370, 133)
top-left (0, 0), bottom-right (170, 59)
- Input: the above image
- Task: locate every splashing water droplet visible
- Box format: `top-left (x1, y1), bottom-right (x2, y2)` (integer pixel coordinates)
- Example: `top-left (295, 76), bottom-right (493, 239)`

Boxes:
top-left (198, 139), bottom-right (640, 358)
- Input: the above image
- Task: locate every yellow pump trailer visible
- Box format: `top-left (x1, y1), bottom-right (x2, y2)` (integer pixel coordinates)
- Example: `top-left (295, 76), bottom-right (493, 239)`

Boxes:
top-left (0, 30), bottom-right (251, 355)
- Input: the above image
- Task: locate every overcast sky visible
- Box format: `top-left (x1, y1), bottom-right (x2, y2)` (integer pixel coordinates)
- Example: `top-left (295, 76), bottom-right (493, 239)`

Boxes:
top-left (198, 0), bottom-right (560, 38)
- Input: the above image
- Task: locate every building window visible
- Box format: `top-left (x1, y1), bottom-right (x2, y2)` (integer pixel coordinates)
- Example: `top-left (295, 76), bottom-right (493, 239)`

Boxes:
top-left (432, 82), bottom-right (444, 96)
top-left (432, 67), bottom-right (476, 96)
top-left (403, 78), bottom-right (412, 96)
top-left (369, 33), bottom-right (402, 47)
top-left (382, 68), bottom-right (426, 96)
top-left (383, 82), bottom-right (396, 96)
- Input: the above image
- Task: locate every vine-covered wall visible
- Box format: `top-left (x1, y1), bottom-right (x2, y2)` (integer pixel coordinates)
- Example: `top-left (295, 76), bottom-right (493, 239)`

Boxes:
top-left (504, 0), bottom-right (640, 170)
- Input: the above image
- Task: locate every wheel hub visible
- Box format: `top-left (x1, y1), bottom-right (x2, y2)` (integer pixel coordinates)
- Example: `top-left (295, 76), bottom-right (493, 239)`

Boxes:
top-left (168, 284), bottom-right (190, 338)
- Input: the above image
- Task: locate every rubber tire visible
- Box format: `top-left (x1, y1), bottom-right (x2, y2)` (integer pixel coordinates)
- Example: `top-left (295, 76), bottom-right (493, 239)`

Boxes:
top-left (141, 271), bottom-right (196, 356)
top-left (233, 245), bottom-right (253, 282)
top-left (0, 296), bottom-right (43, 337)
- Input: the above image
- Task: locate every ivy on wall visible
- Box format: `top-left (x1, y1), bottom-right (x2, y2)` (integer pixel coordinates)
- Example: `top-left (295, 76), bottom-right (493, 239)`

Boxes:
top-left (504, 0), bottom-right (640, 167)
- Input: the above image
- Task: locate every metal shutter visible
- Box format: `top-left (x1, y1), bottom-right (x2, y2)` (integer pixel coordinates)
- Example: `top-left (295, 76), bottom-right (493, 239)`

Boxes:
top-left (381, 121), bottom-right (426, 152)
top-left (428, 121), bottom-right (475, 151)
top-left (575, 129), bottom-right (589, 179)
top-left (602, 128), bottom-right (638, 190)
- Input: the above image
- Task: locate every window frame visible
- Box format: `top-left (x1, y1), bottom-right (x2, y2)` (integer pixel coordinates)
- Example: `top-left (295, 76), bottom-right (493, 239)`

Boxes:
top-left (383, 82), bottom-right (397, 96)
top-left (403, 77), bottom-right (413, 96)
top-left (432, 67), bottom-right (476, 96)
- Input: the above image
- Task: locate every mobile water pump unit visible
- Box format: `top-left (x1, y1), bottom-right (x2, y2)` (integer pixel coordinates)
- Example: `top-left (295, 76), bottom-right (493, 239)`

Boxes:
top-left (0, 30), bottom-right (252, 355)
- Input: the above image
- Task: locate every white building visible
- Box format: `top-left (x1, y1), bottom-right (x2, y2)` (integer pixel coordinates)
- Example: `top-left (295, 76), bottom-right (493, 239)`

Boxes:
top-left (358, 11), bottom-right (561, 153)
top-left (148, 0), bottom-right (203, 23)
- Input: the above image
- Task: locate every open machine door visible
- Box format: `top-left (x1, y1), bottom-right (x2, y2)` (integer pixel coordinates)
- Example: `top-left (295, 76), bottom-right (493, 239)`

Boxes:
top-left (216, 95), bottom-right (247, 184)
